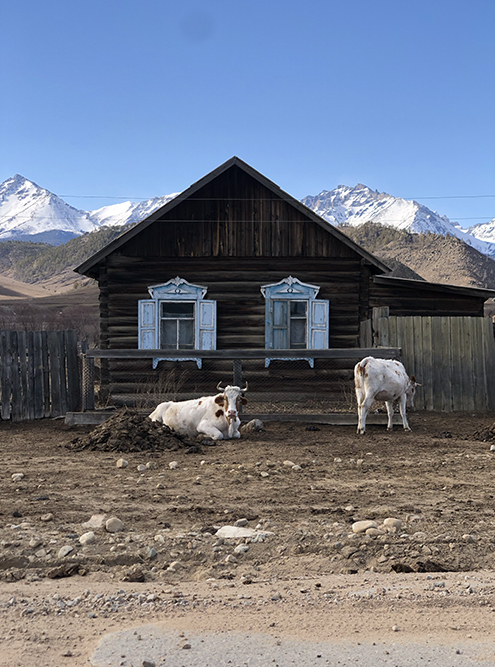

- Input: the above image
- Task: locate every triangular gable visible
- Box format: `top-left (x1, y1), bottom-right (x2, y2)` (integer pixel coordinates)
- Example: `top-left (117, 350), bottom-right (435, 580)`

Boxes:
top-left (75, 156), bottom-right (391, 278)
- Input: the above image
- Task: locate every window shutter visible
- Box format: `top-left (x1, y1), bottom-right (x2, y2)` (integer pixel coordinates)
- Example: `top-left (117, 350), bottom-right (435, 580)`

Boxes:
top-left (138, 299), bottom-right (157, 349)
top-left (309, 299), bottom-right (329, 349)
top-left (198, 300), bottom-right (216, 350)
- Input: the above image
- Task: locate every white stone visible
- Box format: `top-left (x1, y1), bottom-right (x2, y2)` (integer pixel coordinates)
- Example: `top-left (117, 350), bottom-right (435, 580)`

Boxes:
top-left (383, 517), bottom-right (402, 530)
top-left (146, 461), bottom-right (156, 469)
top-left (240, 419), bottom-right (264, 433)
top-left (352, 520), bottom-right (378, 534)
top-left (58, 545), bottom-right (74, 559)
top-left (105, 517), bottom-right (124, 533)
top-left (29, 537), bottom-right (42, 549)
top-left (234, 544), bottom-right (249, 554)
top-left (11, 473), bottom-right (25, 482)
top-left (137, 464), bottom-right (147, 472)
top-left (82, 514), bottom-right (107, 529)
top-left (154, 534), bottom-right (165, 543)
top-left (225, 554), bottom-right (238, 564)
top-left (116, 459), bottom-right (128, 468)
top-left (79, 532), bottom-right (96, 545)
top-left (169, 461), bottom-right (179, 470)
top-left (215, 525), bottom-right (274, 540)
top-left (283, 460), bottom-right (296, 467)
top-left (292, 465), bottom-right (302, 471)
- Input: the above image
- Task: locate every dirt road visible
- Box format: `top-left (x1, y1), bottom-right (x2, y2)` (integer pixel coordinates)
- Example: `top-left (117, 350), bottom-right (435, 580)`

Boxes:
top-left (2, 411), bottom-right (495, 665)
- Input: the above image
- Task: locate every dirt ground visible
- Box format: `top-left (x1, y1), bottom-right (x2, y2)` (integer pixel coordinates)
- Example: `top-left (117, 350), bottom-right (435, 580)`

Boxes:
top-left (3, 411), bottom-right (495, 666)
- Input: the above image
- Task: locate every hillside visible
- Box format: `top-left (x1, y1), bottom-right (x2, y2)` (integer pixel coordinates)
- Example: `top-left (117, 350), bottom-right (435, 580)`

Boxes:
top-left (341, 223), bottom-right (495, 290)
top-left (0, 224), bottom-right (129, 292)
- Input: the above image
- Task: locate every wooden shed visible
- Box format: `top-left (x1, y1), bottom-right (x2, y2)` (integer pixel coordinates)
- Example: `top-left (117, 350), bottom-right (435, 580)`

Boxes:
top-left (75, 157), bottom-right (495, 409)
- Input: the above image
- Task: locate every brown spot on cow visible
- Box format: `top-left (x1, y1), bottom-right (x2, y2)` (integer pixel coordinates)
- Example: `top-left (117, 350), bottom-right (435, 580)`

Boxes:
top-left (198, 400), bottom-right (202, 405)
top-left (215, 409), bottom-right (224, 418)
top-left (214, 395), bottom-right (225, 406)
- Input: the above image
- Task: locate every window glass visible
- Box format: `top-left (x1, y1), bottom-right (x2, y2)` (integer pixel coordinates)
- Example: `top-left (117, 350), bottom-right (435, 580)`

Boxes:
top-left (161, 302), bottom-right (195, 319)
top-left (160, 301), bottom-right (195, 349)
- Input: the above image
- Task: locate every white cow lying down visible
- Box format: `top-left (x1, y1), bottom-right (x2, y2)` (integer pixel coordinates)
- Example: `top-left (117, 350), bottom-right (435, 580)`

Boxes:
top-left (354, 356), bottom-right (419, 435)
top-left (149, 383), bottom-right (248, 440)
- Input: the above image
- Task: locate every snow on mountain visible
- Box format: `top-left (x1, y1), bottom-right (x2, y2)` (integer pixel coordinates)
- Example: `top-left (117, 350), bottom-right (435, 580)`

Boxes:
top-left (1, 175), bottom-right (494, 259)
top-left (0, 175), bottom-right (97, 244)
top-left (0, 175), bottom-right (177, 245)
top-left (89, 194), bottom-right (178, 228)
top-left (302, 184), bottom-right (495, 257)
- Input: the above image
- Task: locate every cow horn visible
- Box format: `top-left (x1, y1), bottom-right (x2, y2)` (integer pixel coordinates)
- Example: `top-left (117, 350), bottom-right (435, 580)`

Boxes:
top-left (242, 381), bottom-right (248, 392)
top-left (216, 381), bottom-right (225, 391)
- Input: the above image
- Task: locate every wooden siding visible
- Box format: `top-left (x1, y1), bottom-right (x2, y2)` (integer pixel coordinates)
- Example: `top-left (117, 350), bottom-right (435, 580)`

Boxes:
top-left (116, 166), bottom-right (359, 260)
top-left (369, 281), bottom-right (486, 317)
top-left (373, 314), bottom-right (495, 411)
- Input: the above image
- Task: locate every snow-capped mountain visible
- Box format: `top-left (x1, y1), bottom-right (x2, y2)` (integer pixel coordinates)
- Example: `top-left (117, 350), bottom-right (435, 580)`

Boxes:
top-left (1, 175), bottom-right (495, 258)
top-left (0, 175), bottom-right (96, 244)
top-left (302, 184), bottom-right (495, 257)
top-left (0, 175), bottom-right (177, 245)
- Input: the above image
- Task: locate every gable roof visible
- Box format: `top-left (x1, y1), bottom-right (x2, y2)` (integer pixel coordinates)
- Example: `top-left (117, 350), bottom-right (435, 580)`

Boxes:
top-left (75, 156), bottom-right (391, 278)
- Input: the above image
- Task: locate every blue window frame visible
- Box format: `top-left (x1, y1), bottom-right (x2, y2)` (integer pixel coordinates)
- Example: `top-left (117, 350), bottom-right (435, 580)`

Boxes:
top-left (261, 276), bottom-right (329, 367)
top-left (138, 276), bottom-right (216, 369)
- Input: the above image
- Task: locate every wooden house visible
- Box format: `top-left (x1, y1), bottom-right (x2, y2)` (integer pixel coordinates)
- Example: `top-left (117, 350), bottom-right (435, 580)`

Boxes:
top-left (75, 157), bottom-right (495, 407)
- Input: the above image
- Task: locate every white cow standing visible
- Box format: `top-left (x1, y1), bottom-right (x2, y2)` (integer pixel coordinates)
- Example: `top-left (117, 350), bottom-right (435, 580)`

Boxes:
top-left (149, 383), bottom-right (248, 440)
top-left (354, 356), bottom-right (419, 435)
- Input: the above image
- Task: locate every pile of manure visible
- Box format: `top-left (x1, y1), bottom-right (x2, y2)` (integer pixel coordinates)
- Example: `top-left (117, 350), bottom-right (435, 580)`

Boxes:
top-left (66, 409), bottom-right (200, 452)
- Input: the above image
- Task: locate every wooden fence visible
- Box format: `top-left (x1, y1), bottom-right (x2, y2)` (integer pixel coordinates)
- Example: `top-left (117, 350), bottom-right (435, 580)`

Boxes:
top-left (0, 330), bottom-right (81, 421)
top-left (361, 309), bottom-right (495, 411)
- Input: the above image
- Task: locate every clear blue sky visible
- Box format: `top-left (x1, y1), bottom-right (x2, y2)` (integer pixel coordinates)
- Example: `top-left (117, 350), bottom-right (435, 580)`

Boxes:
top-left (1, 0), bottom-right (494, 226)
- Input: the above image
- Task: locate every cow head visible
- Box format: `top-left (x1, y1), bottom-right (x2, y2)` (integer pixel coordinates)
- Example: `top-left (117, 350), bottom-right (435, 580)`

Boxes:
top-left (406, 375), bottom-right (420, 409)
top-left (215, 382), bottom-right (248, 422)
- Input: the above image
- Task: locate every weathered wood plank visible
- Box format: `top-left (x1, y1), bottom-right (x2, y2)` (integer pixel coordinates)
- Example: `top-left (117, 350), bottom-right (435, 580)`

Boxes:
top-left (33, 331), bottom-right (44, 419)
top-left (47, 331), bottom-right (63, 417)
top-left (85, 347), bottom-right (401, 360)
top-left (0, 331), bottom-right (11, 420)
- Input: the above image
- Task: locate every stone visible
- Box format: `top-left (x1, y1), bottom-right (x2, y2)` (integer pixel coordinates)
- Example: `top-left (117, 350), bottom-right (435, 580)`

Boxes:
top-left (240, 419), bottom-right (264, 433)
top-left (116, 458), bottom-right (128, 468)
top-left (366, 528), bottom-right (386, 537)
top-left (57, 545), bottom-right (74, 559)
top-left (352, 520), bottom-right (378, 534)
top-left (82, 514), bottom-right (107, 529)
top-left (137, 464), bottom-right (147, 472)
top-left (225, 554), bottom-right (238, 564)
top-left (40, 513), bottom-right (54, 522)
top-left (79, 531), bottom-right (96, 545)
top-left (11, 473), bottom-right (25, 482)
top-left (105, 517), bottom-right (124, 533)
top-left (283, 460), bottom-right (296, 467)
top-left (383, 517), bottom-right (402, 530)
top-left (169, 461), bottom-right (179, 470)
top-left (234, 518), bottom-right (248, 527)
top-left (234, 544), bottom-right (250, 554)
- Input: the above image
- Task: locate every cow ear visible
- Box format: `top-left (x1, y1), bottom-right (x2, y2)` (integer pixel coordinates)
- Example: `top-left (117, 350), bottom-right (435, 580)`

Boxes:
top-left (214, 395), bottom-right (224, 405)
top-left (241, 397), bottom-right (248, 405)
top-left (410, 375), bottom-right (416, 383)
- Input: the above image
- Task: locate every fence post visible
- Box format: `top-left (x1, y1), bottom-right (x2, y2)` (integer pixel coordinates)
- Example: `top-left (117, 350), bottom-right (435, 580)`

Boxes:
top-left (233, 359), bottom-right (243, 413)
top-left (372, 307), bottom-right (390, 347)
top-left (81, 341), bottom-right (95, 411)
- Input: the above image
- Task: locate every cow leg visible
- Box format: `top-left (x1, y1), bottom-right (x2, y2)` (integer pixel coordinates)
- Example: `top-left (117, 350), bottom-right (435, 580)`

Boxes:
top-left (398, 395), bottom-right (411, 431)
top-left (227, 418), bottom-right (241, 439)
top-left (357, 397), bottom-right (373, 434)
top-left (385, 401), bottom-right (395, 430)
top-left (197, 420), bottom-right (225, 440)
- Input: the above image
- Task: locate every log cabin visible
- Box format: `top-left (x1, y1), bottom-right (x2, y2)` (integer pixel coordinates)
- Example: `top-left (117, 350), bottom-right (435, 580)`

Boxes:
top-left (75, 157), bottom-right (495, 407)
